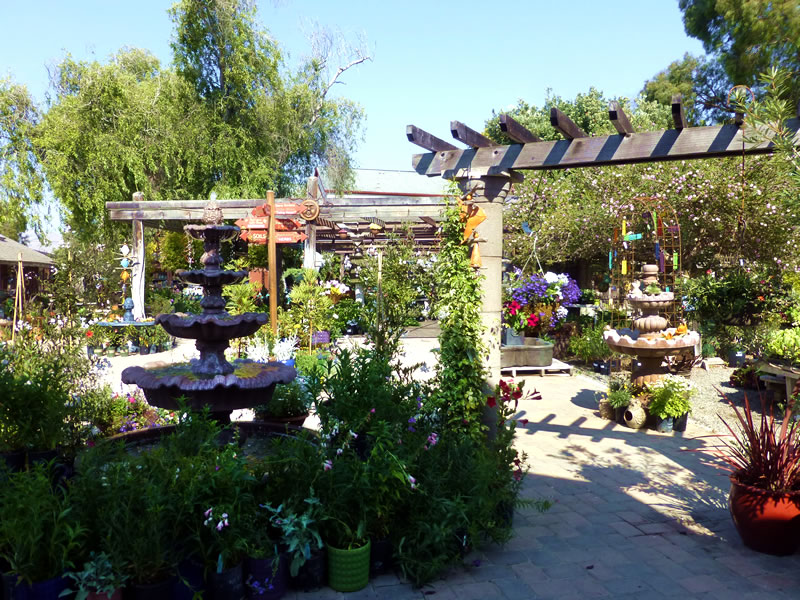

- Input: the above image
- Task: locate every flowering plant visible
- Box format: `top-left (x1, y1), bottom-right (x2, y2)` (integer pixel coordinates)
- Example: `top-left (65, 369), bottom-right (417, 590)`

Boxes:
top-left (646, 375), bottom-right (696, 419)
top-left (503, 269), bottom-right (578, 336)
top-left (323, 279), bottom-right (351, 303)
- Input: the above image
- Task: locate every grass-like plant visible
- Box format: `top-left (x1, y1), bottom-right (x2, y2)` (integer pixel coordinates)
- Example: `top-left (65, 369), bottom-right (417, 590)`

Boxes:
top-left (712, 392), bottom-right (800, 493)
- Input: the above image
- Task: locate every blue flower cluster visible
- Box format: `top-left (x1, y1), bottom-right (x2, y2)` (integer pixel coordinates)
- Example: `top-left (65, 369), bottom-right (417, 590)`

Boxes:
top-left (509, 271), bottom-right (580, 306)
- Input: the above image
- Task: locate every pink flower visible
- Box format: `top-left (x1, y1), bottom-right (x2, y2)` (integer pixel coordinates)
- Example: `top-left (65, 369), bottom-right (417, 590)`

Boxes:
top-left (204, 508), bottom-right (213, 518)
top-left (323, 460), bottom-right (333, 471)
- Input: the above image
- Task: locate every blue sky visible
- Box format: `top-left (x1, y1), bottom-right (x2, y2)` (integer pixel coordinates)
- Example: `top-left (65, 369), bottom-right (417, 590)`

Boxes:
top-left (2, 0), bottom-right (705, 175)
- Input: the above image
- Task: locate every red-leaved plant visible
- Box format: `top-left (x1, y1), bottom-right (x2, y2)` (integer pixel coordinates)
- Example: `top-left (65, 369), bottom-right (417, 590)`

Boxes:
top-left (712, 391), bottom-right (800, 493)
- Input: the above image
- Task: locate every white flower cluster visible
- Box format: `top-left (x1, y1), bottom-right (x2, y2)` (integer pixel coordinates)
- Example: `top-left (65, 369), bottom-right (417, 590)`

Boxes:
top-left (272, 336), bottom-right (299, 362)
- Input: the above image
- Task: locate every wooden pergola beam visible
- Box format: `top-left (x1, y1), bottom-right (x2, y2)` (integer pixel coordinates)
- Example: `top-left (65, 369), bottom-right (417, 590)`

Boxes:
top-left (406, 125), bottom-right (457, 152)
top-left (450, 120), bottom-right (495, 148)
top-left (550, 107), bottom-right (587, 140)
top-left (500, 114), bottom-right (540, 143)
top-left (609, 101), bottom-right (634, 136)
top-left (410, 118), bottom-right (800, 175)
top-left (419, 216), bottom-right (439, 228)
top-left (672, 94), bottom-right (687, 130)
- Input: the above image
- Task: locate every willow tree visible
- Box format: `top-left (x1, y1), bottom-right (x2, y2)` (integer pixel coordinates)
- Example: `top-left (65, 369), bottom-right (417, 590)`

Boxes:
top-left (0, 79), bottom-right (43, 240)
top-left (36, 0), bottom-right (366, 241)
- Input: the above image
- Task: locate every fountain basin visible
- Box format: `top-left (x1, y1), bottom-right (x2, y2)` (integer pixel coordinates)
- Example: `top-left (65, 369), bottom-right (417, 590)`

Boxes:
top-left (627, 293), bottom-right (674, 311)
top-left (603, 328), bottom-right (699, 356)
top-left (121, 359), bottom-right (296, 412)
top-left (157, 313), bottom-right (267, 341)
top-left (177, 269), bottom-right (247, 287)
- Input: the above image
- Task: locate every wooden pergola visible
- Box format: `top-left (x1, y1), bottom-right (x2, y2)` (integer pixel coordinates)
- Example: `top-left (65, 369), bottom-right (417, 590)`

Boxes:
top-left (406, 95), bottom-right (800, 389)
top-left (105, 174), bottom-right (451, 319)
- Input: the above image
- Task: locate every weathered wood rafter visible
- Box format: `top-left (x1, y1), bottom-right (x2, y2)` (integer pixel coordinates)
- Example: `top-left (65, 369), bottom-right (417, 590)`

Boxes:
top-left (500, 114), bottom-right (540, 143)
top-left (406, 125), bottom-right (457, 152)
top-left (672, 94), bottom-right (687, 130)
top-left (550, 107), bottom-right (588, 140)
top-left (411, 118), bottom-right (800, 176)
top-left (450, 120), bottom-right (495, 148)
top-left (608, 101), bottom-right (634, 136)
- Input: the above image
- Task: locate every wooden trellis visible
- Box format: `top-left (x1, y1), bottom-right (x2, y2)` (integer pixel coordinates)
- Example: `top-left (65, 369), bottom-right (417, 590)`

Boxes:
top-left (608, 197), bottom-right (684, 331)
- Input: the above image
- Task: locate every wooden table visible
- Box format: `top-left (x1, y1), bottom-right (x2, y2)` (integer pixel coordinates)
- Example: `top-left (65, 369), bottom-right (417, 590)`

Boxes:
top-left (756, 361), bottom-right (800, 401)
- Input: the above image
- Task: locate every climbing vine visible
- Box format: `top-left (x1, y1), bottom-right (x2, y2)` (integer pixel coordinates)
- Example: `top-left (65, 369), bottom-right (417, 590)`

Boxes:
top-left (432, 193), bottom-right (487, 440)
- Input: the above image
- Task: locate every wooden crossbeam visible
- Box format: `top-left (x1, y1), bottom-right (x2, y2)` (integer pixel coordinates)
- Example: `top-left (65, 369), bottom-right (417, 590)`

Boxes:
top-left (500, 114), bottom-right (540, 143)
top-left (609, 101), bottom-right (634, 136)
top-left (410, 119), bottom-right (800, 175)
top-left (450, 120), bottom-right (495, 148)
top-left (550, 107), bottom-right (587, 140)
top-left (672, 94), bottom-right (687, 130)
top-left (419, 216), bottom-right (439, 228)
top-left (406, 125), bottom-right (457, 152)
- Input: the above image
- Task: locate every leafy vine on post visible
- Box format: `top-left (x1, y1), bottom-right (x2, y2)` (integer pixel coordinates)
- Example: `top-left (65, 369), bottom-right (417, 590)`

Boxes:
top-left (432, 192), bottom-right (487, 440)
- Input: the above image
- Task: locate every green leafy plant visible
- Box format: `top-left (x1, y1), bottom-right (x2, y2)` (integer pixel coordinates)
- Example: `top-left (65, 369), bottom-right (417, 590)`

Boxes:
top-left (764, 327), bottom-right (800, 365)
top-left (61, 551), bottom-right (128, 600)
top-left (254, 379), bottom-right (312, 419)
top-left (0, 463), bottom-right (85, 584)
top-left (647, 375), bottom-right (696, 419)
top-left (607, 388), bottom-right (633, 410)
top-left (431, 198), bottom-right (487, 439)
top-left (262, 497), bottom-right (323, 577)
top-left (568, 323), bottom-right (613, 363)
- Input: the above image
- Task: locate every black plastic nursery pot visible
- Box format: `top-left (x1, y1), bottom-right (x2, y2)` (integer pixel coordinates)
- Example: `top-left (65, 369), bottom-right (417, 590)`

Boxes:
top-left (245, 554), bottom-right (288, 599)
top-left (290, 548), bottom-right (326, 592)
top-left (207, 562), bottom-right (244, 600)
top-left (127, 575), bottom-right (178, 600)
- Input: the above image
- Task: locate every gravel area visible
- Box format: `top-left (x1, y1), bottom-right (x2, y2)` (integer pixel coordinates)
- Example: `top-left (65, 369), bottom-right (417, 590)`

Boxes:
top-left (573, 362), bottom-right (770, 434)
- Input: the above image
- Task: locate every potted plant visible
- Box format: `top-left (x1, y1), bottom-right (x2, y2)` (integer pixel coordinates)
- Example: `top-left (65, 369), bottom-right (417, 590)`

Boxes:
top-left (272, 336), bottom-right (299, 367)
top-left (317, 453), bottom-right (371, 593)
top-left (501, 270), bottom-right (580, 366)
top-left (0, 464), bottom-right (84, 599)
top-left (253, 380), bottom-right (312, 425)
top-left (261, 496), bottom-right (324, 587)
top-left (605, 377), bottom-right (633, 425)
top-left (709, 392), bottom-right (800, 555)
top-left (647, 375), bottom-right (696, 432)
top-left (61, 551), bottom-right (127, 600)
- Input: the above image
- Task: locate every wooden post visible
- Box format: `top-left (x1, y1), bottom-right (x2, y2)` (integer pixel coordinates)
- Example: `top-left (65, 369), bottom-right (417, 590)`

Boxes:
top-left (454, 174), bottom-right (519, 395)
top-left (304, 176), bottom-right (318, 269)
top-left (131, 213), bottom-right (146, 320)
top-left (268, 190), bottom-right (278, 334)
top-left (11, 252), bottom-right (24, 344)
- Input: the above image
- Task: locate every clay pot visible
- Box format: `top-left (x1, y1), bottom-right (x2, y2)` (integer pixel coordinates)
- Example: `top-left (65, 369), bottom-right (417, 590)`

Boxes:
top-left (598, 400), bottom-right (615, 420)
top-left (729, 474), bottom-right (800, 555)
top-left (623, 400), bottom-right (647, 429)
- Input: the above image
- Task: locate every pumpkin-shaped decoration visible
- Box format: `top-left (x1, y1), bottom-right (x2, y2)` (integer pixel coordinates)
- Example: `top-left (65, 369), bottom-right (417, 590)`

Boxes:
top-left (675, 322), bottom-right (689, 335)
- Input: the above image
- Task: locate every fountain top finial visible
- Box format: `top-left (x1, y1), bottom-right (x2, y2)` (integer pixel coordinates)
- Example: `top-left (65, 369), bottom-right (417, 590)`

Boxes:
top-left (203, 192), bottom-right (224, 225)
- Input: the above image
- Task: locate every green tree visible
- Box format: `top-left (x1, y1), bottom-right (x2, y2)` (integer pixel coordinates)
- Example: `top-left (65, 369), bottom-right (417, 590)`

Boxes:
top-left (0, 79), bottom-right (43, 240)
top-left (680, 0), bottom-right (800, 102)
top-left (32, 0), bottom-right (366, 242)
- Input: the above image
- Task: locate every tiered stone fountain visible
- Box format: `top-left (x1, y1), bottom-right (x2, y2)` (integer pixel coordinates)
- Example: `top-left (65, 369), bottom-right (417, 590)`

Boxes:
top-left (603, 264), bottom-right (699, 386)
top-left (122, 201), bottom-right (296, 421)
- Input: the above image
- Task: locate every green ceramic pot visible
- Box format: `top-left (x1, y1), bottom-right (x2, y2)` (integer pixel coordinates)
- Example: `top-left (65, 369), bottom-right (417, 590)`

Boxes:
top-left (326, 540), bottom-right (370, 593)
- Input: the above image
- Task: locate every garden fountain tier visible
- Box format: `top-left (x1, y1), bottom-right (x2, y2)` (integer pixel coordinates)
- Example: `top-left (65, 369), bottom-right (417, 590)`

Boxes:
top-left (121, 201), bottom-right (296, 417)
top-left (603, 264), bottom-right (700, 386)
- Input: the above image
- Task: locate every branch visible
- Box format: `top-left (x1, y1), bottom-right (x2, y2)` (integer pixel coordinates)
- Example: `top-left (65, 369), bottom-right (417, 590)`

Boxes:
top-left (309, 53), bottom-right (371, 127)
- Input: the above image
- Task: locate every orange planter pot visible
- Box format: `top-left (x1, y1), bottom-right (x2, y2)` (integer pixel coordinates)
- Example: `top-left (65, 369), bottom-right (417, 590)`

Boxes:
top-left (729, 474), bottom-right (800, 555)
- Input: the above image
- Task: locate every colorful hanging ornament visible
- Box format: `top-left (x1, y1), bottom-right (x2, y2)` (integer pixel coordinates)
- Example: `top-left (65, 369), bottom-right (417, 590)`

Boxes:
top-left (621, 259), bottom-right (627, 275)
top-left (621, 218), bottom-right (627, 237)
top-left (608, 251), bottom-right (613, 270)
top-left (654, 241), bottom-right (661, 261)
top-left (659, 250), bottom-right (666, 272)
top-left (657, 217), bottom-right (663, 237)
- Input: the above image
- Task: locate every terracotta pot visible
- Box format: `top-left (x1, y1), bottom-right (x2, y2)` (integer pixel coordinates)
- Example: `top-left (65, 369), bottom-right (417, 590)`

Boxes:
top-left (729, 474), bottom-right (800, 555)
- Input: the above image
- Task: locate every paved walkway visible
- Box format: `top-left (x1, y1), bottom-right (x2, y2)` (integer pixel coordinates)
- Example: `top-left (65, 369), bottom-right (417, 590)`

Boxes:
top-left (102, 342), bottom-right (800, 599)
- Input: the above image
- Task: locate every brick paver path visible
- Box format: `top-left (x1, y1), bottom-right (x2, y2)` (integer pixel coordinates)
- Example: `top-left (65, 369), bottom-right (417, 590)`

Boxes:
top-left (289, 372), bottom-right (800, 599)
